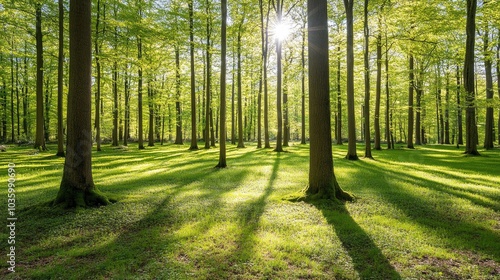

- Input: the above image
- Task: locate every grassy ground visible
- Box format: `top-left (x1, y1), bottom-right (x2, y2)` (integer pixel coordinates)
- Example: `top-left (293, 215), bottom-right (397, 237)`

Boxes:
top-left (0, 142), bottom-right (499, 279)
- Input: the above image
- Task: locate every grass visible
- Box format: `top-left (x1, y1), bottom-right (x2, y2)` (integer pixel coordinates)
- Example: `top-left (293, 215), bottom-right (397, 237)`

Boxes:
top-left (0, 142), bottom-right (499, 279)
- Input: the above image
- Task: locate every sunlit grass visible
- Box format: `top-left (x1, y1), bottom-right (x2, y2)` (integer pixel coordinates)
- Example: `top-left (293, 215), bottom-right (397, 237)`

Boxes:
top-left (0, 142), bottom-right (499, 279)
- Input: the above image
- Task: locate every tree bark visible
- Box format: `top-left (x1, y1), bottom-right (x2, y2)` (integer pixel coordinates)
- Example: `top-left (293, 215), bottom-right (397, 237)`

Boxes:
top-left (483, 27), bottom-right (494, 149)
top-left (237, 22), bottom-right (245, 148)
top-left (305, 0), bottom-right (352, 201)
top-left (56, 0), bottom-right (65, 157)
top-left (464, 0), bottom-right (479, 155)
top-left (137, 36), bottom-right (145, 149)
top-left (205, 1), bottom-right (212, 149)
top-left (55, 0), bottom-right (110, 208)
top-left (34, 4), bottom-right (46, 151)
top-left (407, 54), bottom-right (415, 149)
top-left (363, 0), bottom-right (372, 158)
top-left (344, 0), bottom-right (358, 160)
top-left (274, 1), bottom-right (284, 152)
top-left (174, 46), bottom-right (183, 145)
top-left (456, 66), bottom-right (463, 145)
top-left (189, 0), bottom-right (198, 150)
top-left (301, 20), bottom-right (307, 145)
top-left (94, 0), bottom-right (102, 152)
top-left (217, 0), bottom-right (227, 168)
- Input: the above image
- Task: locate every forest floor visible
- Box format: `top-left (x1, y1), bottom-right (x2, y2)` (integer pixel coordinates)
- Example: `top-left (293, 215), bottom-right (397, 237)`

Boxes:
top-left (0, 142), bottom-right (499, 279)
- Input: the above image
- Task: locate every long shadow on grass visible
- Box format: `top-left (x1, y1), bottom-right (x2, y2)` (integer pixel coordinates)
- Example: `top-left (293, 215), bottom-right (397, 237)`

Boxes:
top-left (311, 200), bottom-right (401, 279)
top-left (350, 159), bottom-right (500, 262)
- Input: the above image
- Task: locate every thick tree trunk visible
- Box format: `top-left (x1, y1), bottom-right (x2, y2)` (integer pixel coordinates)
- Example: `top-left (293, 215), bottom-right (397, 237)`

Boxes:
top-left (56, 0), bottom-right (65, 157)
top-left (344, 0), bottom-right (358, 160)
top-left (55, 0), bottom-right (110, 208)
top-left (217, 0), bottom-right (227, 168)
top-left (305, 0), bottom-right (352, 201)
top-left (189, 0), bottom-right (198, 150)
top-left (464, 0), bottom-right (479, 155)
top-left (34, 4), bottom-right (46, 151)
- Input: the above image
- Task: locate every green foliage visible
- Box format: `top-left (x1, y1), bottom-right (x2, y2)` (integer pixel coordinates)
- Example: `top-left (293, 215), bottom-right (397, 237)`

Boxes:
top-left (1, 143), bottom-right (499, 278)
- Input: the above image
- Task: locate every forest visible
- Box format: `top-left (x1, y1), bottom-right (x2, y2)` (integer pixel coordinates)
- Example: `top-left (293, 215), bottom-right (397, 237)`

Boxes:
top-left (1, 0), bottom-right (500, 278)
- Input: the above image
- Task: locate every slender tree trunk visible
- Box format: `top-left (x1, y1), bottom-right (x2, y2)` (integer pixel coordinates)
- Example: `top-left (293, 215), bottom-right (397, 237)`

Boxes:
top-left (217, 0), bottom-right (227, 168)
top-left (55, 0), bottom-right (110, 208)
top-left (301, 20), bottom-right (307, 145)
top-left (275, 2), bottom-right (284, 152)
top-left (363, 0), bottom-right (372, 158)
top-left (497, 37), bottom-right (500, 146)
top-left (189, 0), bottom-right (198, 150)
top-left (336, 43), bottom-right (342, 145)
top-left (44, 75), bottom-right (51, 142)
top-left (305, 0), bottom-right (352, 201)
top-left (174, 46), bottom-right (183, 145)
top-left (385, 25), bottom-right (393, 149)
top-left (456, 65), bottom-right (463, 145)
top-left (237, 24), bottom-right (245, 148)
top-left (148, 82), bottom-right (155, 146)
top-left (483, 27), bottom-right (494, 149)
top-left (231, 51), bottom-right (236, 145)
top-left (23, 48), bottom-right (29, 139)
top-left (56, 0), bottom-right (65, 156)
top-left (10, 41), bottom-right (15, 143)
top-left (124, 65), bottom-right (130, 146)
top-left (137, 36), bottom-right (145, 149)
top-left (374, 22), bottom-right (382, 150)
top-left (34, 4), bottom-right (46, 151)
top-left (445, 71), bottom-right (450, 144)
top-left (464, 0), bottom-right (479, 155)
top-left (94, 0), bottom-right (102, 151)
top-left (407, 54), bottom-right (415, 149)
top-left (344, 0), bottom-right (358, 159)
top-left (112, 60), bottom-right (119, 146)
top-left (205, 2), bottom-right (212, 149)
top-left (15, 59), bottom-right (20, 140)
top-left (283, 69), bottom-right (289, 147)
top-left (263, 3), bottom-right (271, 149)
top-left (257, 4), bottom-right (264, 148)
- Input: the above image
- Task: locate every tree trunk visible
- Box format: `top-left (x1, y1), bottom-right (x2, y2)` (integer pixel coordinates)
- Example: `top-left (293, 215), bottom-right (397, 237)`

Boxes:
top-left (231, 52), bottom-right (236, 145)
top-left (237, 24), bottom-right (245, 148)
top-left (205, 2), bottom-right (212, 149)
top-left (456, 65), bottom-right (463, 145)
top-left (189, 0), bottom-right (198, 150)
top-left (301, 20), bottom-right (307, 145)
top-left (483, 27), bottom-right (494, 149)
top-left (336, 43), bottom-right (342, 145)
top-left (407, 54), bottom-right (415, 149)
top-left (464, 0), bottom-right (479, 155)
top-left (274, 2), bottom-right (284, 152)
top-left (174, 46), bottom-right (183, 145)
top-left (11, 41), bottom-right (15, 143)
top-left (363, 0), bottom-right (372, 158)
top-left (148, 82), bottom-right (155, 147)
top-left (137, 36), bottom-right (145, 149)
top-left (217, 0), bottom-right (227, 168)
top-left (305, 0), bottom-right (352, 201)
top-left (124, 65), bottom-right (130, 146)
top-left (56, 0), bottom-right (65, 157)
top-left (374, 20), bottom-right (382, 150)
top-left (94, 0), bottom-right (102, 152)
top-left (34, 4), bottom-right (46, 151)
top-left (445, 71), bottom-right (450, 144)
top-left (55, 0), bottom-right (110, 208)
top-left (497, 36), bottom-right (500, 146)
top-left (385, 26), bottom-right (393, 149)
top-left (344, 0), bottom-right (358, 160)
top-left (257, 2), bottom-right (264, 148)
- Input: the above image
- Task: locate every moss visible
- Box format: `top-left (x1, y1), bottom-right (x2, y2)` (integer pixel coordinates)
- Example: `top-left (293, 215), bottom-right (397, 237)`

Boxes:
top-left (283, 182), bottom-right (355, 203)
top-left (53, 184), bottom-right (113, 209)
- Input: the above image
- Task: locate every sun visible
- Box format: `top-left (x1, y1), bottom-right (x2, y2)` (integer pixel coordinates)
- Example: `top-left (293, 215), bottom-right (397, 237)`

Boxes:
top-left (271, 20), bottom-right (292, 42)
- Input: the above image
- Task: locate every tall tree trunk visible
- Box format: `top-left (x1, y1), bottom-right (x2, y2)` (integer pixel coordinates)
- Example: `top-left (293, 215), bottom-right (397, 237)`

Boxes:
top-left (263, 2), bottom-right (271, 149)
top-left (44, 75), bottom-right (51, 142)
top-left (1, 78), bottom-right (6, 143)
top-left (407, 54), bottom-right (415, 149)
top-left (301, 20), bottom-right (307, 145)
top-left (189, 0), bottom-right (198, 150)
top-left (231, 51), bottom-right (236, 145)
top-left (363, 0), bottom-right (372, 158)
top-left (305, 0), bottom-right (352, 201)
top-left (274, 1), bottom-right (284, 152)
top-left (385, 24), bottom-right (393, 149)
top-left (205, 2), bottom-right (212, 149)
top-left (344, 0), bottom-right (358, 159)
top-left (415, 69), bottom-right (423, 146)
top-left (23, 47), bottom-right (29, 139)
top-left (374, 19), bottom-right (382, 150)
top-left (124, 65), bottom-right (130, 146)
top-left (56, 0), bottom-right (65, 156)
top-left (456, 65), bottom-right (463, 145)
top-left (483, 26), bottom-right (494, 149)
top-left (148, 82), bottom-right (155, 146)
top-left (283, 67), bottom-right (289, 147)
top-left (257, 2), bottom-right (264, 148)
top-left (237, 24), bottom-right (245, 148)
top-left (497, 36), bottom-right (500, 146)
top-left (10, 40), bottom-right (15, 143)
top-left (464, 0), bottom-right (479, 155)
top-left (445, 71), bottom-right (450, 144)
top-left (217, 0), bottom-right (227, 168)
top-left (55, 0), bottom-right (110, 208)
top-left (94, 0), bottom-right (102, 151)
top-left (174, 46), bottom-right (183, 144)
top-left (34, 4), bottom-right (46, 151)
top-left (137, 36), bottom-right (145, 149)
top-left (336, 42), bottom-right (342, 145)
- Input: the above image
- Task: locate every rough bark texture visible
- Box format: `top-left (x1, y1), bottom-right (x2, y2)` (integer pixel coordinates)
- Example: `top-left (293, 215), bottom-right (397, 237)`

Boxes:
top-left (464, 0), bottom-right (479, 155)
top-left (374, 26), bottom-right (382, 150)
top-left (363, 0), bottom-right (372, 159)
top-left (344, 0), bottom-right (358, 160)
top-left (55, 0), bottom-right (110, 208)
top-left (407, 54), bottom-right (415, 149)
top-left (305, 0), bottom-right (353, 201)
top-left (237, 23), bottom-right (245, 148)
top-left (217, 0), bottom-right (227, 168)
top-left (174, 47), bottom-right (183, 145)
top-left (483, 27), bottom-right (494, 149)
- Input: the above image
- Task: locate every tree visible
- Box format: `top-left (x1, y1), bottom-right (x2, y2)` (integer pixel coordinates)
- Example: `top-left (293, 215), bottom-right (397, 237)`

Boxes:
top-left (54, 0), bottom-right (110, 208)
top-left (304, 0), bottom-right (352, 201)
top-left (363, 0), bottom-right (372, 159)
top-left (94, 0), bottom-right (103, 152)
top-left (34, 4), bottom-right (46, 151)
top-left (216, 0), bottom-right (227, 168)
top-left (204, 0), bottom-right (213, 149)
top-left (56, 0), bottom-right (65, 157)
top-left (189, 0), bottom-right (198, 150)
top-left (463, 0), bottom-right (479, 155)
top-left (482, 24), bottom-right (494, 149)
top-left (236, 13), bottom-right (245, 149)
top-left (274, 0), bottom-right (284, 152)
top-left (344, 0), bottom-right (358, 160)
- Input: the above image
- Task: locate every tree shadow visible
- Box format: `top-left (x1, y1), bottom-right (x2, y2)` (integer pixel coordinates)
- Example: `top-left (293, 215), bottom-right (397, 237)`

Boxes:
top-left (309, 199), bottom-right (401, 280)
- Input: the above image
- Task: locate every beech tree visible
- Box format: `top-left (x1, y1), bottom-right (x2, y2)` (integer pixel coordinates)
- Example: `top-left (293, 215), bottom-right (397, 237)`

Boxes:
top-left (55, 0), bottom-right (110, 207)
top-left (216, 0), bottom-right (227, 168)
top-left (304, 0), bottom-right (352, 201)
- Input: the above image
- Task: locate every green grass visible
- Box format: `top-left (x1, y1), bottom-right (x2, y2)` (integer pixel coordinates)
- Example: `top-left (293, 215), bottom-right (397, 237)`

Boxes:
top-left (1, 142), bottom-right (499, 279)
